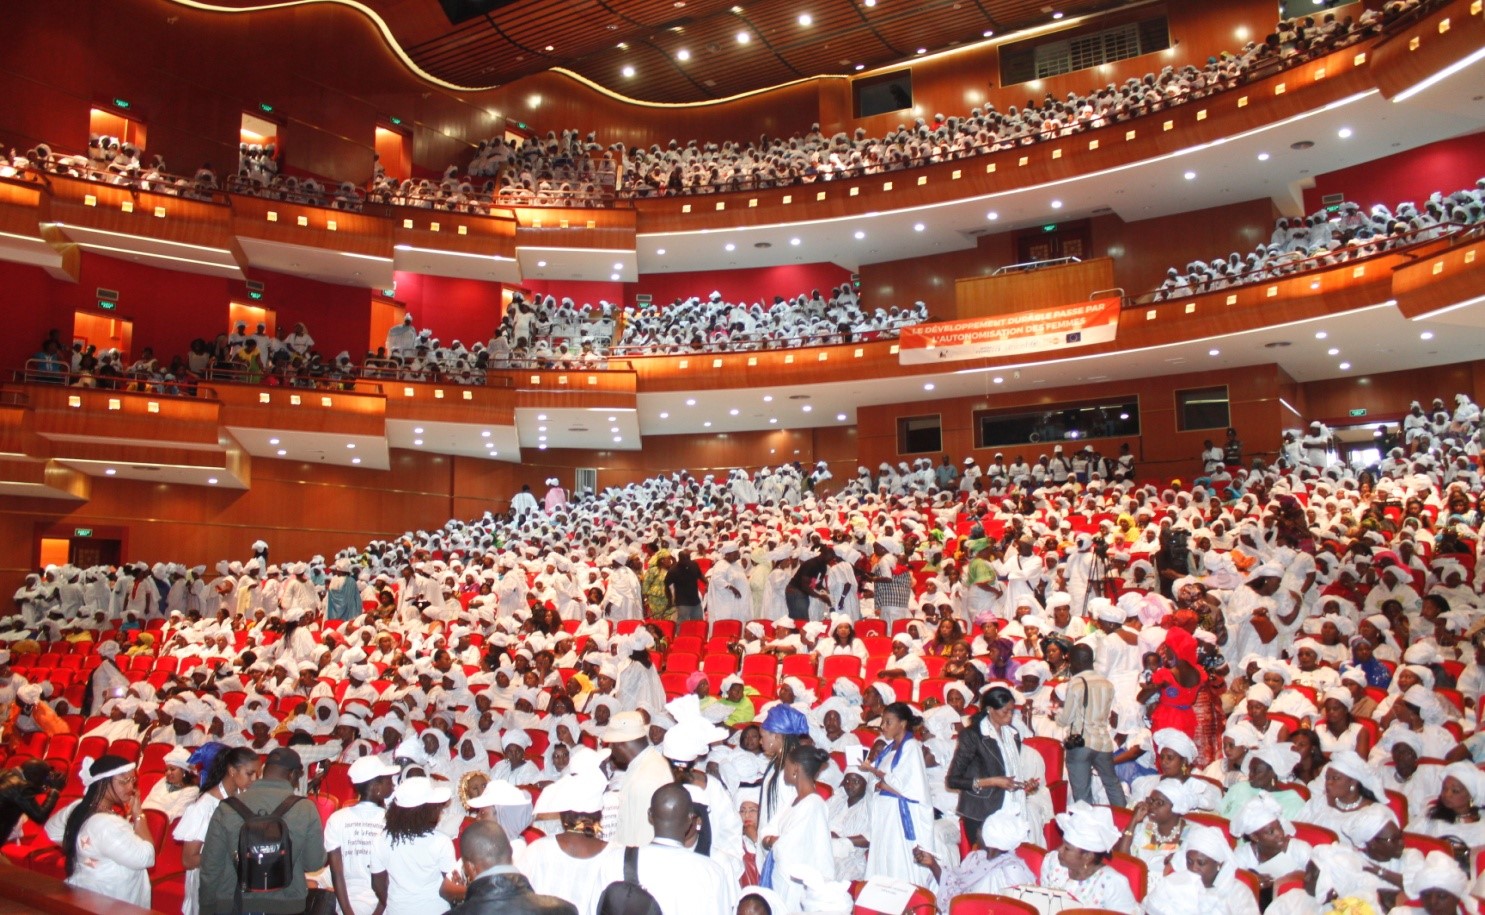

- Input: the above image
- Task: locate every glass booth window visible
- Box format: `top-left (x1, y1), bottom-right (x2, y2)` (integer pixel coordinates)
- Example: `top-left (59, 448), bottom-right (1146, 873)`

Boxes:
top-left (975, 397), bottom-right (1139, 449)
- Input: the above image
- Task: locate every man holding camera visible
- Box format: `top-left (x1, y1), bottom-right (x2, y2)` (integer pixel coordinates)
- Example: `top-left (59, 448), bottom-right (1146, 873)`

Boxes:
top-left (1055, 644), bottom-right (1125, 806)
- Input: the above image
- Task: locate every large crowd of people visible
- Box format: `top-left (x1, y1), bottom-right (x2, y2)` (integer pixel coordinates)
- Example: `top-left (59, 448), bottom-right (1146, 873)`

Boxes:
top-left (0, 0), bottom-right (1438, 213)
top-left (1150, 181), bottom-right (1485, 303)
top-left (0, 377), bottom-right (1483, 915)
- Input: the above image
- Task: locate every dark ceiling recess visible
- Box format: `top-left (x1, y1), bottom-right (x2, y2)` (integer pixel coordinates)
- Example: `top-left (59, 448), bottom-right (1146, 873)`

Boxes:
top-left (376, 0), bottom-right (1129, 103)
top-left (437, 0), bottom-right (521, 25)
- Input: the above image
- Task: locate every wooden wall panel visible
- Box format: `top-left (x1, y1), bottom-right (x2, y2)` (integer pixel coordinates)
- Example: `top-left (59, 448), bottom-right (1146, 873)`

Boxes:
top-left (957, 259), bottom-right (1115, 319)
top-left (1298, 360), bottom-right (1485, 426)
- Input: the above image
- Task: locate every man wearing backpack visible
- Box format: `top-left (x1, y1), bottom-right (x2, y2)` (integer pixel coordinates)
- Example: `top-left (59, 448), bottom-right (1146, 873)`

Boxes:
top-left (588, 784), bottom-right (735, 915)
top-left (198, 747), bottom-right (326, 915)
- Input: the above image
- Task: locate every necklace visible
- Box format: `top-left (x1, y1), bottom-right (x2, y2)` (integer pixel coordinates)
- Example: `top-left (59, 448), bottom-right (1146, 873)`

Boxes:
top-left (1333, 795), bottom-right (1366, 812)
top-left (1151, 821), bottom-right (1183, 844)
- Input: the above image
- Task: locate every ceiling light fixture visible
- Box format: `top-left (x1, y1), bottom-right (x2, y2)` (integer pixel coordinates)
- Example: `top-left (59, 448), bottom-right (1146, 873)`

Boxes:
top-left (1184, 170), bottom-right (1196, 180)
top-left (346, 443), bottom-right (356, 449)
top-left (703, 421), bottom-right (712, 427)
top-left (763, 395), bottom-right (774, 402)
top-left (1420, 331), bottom-right (1434, 340)
top-left (207, 477), bottom-right (218, 485)
top-left (916, 47), bottom-right (927, 54)
top-left (1257, 152), bottom-right (1270, 161)
top-left (853, 230), bottom-right (865, 239)
top-left (913, 223), bottom-right (925, 232)
top-left (1338, 362), bottom-right (1351, 370)
top-left (685, 398), bottom-right (697, 406)
top-left (268, 437), bottom-right (280, 445)
top-left (729, 408), bottom-right (740, 415)
top-left (992, 376), bottom-right (1004, 384)
top-left (105, 468), bottom-right (116, 475)
top-left (277, 449), bottom-right (287, 456)
top-left (351, 457), bottom-right (361, 464)
top-left (1208, 348), bottom-right (1220, 356)
top-left (789, 237), bottom-right (801, 246)
top-left (656, 248), bottom-right (666, 255)
top-left (923, 382), bottom-right (935, 391)
top-left (659, 411), bottom-right (669, 419)
top-left (677, 48), bottom-right (691, 61)
top-left (1337, 127), bottom-right (1352, 138)
top-left (1314, 331), bottom-right (1327, 339)
top-left (1327, 348), bottom-right (1340, 355)
top-left (1050, 199), bottom-right (1063, 209)
top-left (724, 242), bottom-right (735, 251)
top-left (836, 413), bottom-right (847, 421)
top-left (736, 31), bottom-right (750, 43)
top-left (622, 65), bottom-right (635, 78)
top-left (802, 404), bottom-right (813, 412)
top-left (987, 211), bottom-right (999, 220)
top-left (798, 13), bottom-right (812, 26)
top-left (413, 427), bottom-right (424, 434)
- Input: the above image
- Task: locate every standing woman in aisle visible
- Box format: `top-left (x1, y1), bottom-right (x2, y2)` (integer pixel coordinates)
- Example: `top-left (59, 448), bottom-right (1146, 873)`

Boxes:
top-left (62, 755), bottom-right (156, 908)
top-left (860, 702), bottom-right (940, 886)
top-left (175, 744), bottom-right (259, 915)
top-left (758, 746), bottom-right (837, 912)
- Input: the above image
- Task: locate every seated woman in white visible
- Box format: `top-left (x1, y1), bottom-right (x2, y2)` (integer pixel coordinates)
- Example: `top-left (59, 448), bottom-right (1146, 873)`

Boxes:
top-left (61, 755), bottom-right (156, 908)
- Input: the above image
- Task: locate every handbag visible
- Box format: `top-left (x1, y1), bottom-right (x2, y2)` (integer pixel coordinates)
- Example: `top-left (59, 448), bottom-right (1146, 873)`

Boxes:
top-left (1061, 676), bottom-right (1089, 750)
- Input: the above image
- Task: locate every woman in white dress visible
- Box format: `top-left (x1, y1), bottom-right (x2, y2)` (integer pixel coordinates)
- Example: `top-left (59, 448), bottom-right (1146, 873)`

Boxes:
top-left (860, 701), bottom-right (941, 887)
top-left (522, 761), bottom-right (611, 915)
top-left (1414, 760), bottom-right (1485, 849)
top-left (760, 746), bottom-right (836, 912)
top-left (1037, 802), bottom-right (1138, 915)
top-left (175, 745), bottom-right (260, 915)
top-left (1229, 792), bottom-right (1313, 899)
top-left (1146, 824), bottom-right (1259, 915)
top-left (916, 807), bottom-right (1037, 913)
top-left (61, 754), bottom-right (156, 908)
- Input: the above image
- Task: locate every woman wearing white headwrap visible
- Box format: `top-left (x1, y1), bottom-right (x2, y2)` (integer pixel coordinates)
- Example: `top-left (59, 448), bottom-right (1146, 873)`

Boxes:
top-left (1128, 728), bottom-right (1221, 812)
top-left (1226, 683), bottom-right (1292, 743)
top-left (1315, 686), bottom-right (1372, 758)
top-left (1416, 760), bottom-right (1485, 849)
top-left (1149, 824), bottom-right (1259, 915)
top-left (1114, 777), bottom-right (1192, 870)
top-left (1392, 850), bottom-right (1478, 915)
top-left (1373, 684), bottom-right (1468, 764)
top-left (1231, 792), bottom-right (1313, 896)
top-left (916, 806), bottom-right (1036, 913)
top-left (1037, 802), bottom-right (1138, 915)
top-left (523, 762), bottom-right (610, 915)
top-left (1296, 750), bottom-right (1387, 837)
top-left (61, 755), bottom-right (155, 907)
top-left (1201, 720), bottom-right (1262, 788)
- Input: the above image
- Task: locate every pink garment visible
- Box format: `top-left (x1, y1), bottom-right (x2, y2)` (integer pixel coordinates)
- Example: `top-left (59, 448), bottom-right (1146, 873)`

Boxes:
top-left (543, 486), bottom-right (567, 513)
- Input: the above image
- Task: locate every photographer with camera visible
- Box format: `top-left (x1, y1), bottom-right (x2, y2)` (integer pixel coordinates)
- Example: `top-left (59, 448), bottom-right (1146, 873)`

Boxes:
top-left (0, 759), bottom-right (64, 841)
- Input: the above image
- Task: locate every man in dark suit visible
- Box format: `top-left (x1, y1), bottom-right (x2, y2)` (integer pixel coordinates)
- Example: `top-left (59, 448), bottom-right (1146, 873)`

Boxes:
top-left (451, 820), bottom-right (575, 915)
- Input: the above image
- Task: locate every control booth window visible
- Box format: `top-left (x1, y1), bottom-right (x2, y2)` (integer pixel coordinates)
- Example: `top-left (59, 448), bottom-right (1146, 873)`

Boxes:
top-left (897, 414), bottom-right (942, 455)
top-left (974, 397), bottom-right (1139, 449)
top-left (1176, 386), bottom-right (1231, 431)
top-left (854, 70), bottom-right (913, 118)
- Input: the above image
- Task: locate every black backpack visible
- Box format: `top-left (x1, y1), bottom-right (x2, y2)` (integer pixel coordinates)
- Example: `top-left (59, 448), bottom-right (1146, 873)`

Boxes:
top-left (595, 846), bottom-right (663, 915)
top-left (223, 794), bottom-right (305, 908)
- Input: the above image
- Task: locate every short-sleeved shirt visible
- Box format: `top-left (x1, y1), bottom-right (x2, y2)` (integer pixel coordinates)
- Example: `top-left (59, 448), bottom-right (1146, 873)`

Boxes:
top-left (324, 802), bottom-right (385, 915)
top-left (369, 829), bottom-right (455, 915)
top-left (664, 561), bottom-right (704, 605)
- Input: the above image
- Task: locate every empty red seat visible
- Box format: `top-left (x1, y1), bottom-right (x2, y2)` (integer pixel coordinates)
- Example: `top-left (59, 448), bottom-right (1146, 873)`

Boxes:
top-left (741, 654), bottom-right (777, 677)
top-left (855, 619), bottom-right (887, 638)
top-left (701, 654), bottom-right (739, 676)
top-left (677, 620), bottom-right (707, 640)
top-left (665, 653), bottom-right (699, 675)
top-left (669, 636), bottom-right (704, 656)
top-left (710, 619), bottom-right (742, 640)
top-left (821, 656), bottom-right (862, 681)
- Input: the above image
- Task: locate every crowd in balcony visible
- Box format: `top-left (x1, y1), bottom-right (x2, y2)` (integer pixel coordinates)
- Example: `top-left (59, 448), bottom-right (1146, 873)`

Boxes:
top-left (0, 0), bottom-right (1439, 215)
top-left (1150, 178), bottom-right (1485, 303)
top-left (3, 373), bottom-right (1485, 914)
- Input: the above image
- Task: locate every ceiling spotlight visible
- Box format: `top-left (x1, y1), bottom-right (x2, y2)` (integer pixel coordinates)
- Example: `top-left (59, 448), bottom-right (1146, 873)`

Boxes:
top-left (769, 417), bottom-right (778, 424)
top-left (1208, 348), bottom-right (1220, 356)
top-left (1327, 348), bottom-right (1340, 355)
top-left (105, 468), bottom-right (116, 475)
top-left (276, 449), bottom-right (287, 456)
top-left (1420, 331), bottom-right (1434, 340)
top-left (413, 427), bottom-right (424, 434)
top-left (538, 435), bottom-right (547, 442)
top-left (607, 416), bottom-right (616, 422)
top-left (1314, 331), bottom-right (1327, 339)
top-left (268, 437), bottom-right (280, 445)
top-left (346, 443), bottom-right (356, 449)
top-left (1183, 171), bottom-right (1196, 180)
top-left (538, 426), bottom-right (547, 432)
top-left (656, 248), bottom-right (666, 255)
top-left (864, 0), bottom-right (875, 6)
top-left (1051, 10), bottom-right (1064, 18)
top-left (724, 242), bottom-right (735, 251)
top-left (798, 13), bottom-right (812, 26)
top-left (622, 65), bottom-right (635, 77)
top-left (659, 412), bottom-right (669, 419)
top-left (853, 230), bottom-right (866, 239)
top-left (854, 63), bottom-right (865, 71)
top-left (610, 426), bottom-right (620, 433)
top-left (987, 211), bottom-right (999, 220)
top-left (613, 436), bottom-right (623, 443)
top-left (763, 395), bottom-right (774, 402)
top-left (802, 404), bottom-right (813, 412)
top-left (686, 398), bottom-right (697, 406)
top-left (836, 413), bottom-right (847, 421)
top-left (412, 440), bottom-right (422, 447)
top-left (729, 408), bottom-right (740, 415)
top-left (913, 223), bottom-right (925, 232)
top-left (923, 382), bottom-right (935, 391)
top-left (1339, 361), bottom-right (1351, 370)
top-left (610, 273), bottom-right (620, 280)
top-left (484, 442), bottom-right (494, 448)
top-left (1337, 127), bottom-right (1352, 138)
top-left (992, 376), bottom-right (1004, 384)
top-left (537, 414), bottom-right (547, 420)
top-left (351, 458), bottom-right (361, 464)
top-left (538, 444), bottom-right (547, 450)
top-left (789, 237), bottom-right (801, 246)
top-left (982, 29), bottom-right (994, 37)
top-left (613, 262), bottom-right (623, 270)
top-left (677, 48), bottom-right (691, 61)
top-left (481, 430), bottom-right (491, 437)
top-left (536, 260), bottom-right (547, 267)
top-left (207, 477), bottom-right (218, 485)
top-left (1257, 152), bottom-right (1270, 161)
top-left (1050, 199), bottom-right (1063, 209)
top-left (703, 421), bottom-right (712, 427)
top-left (736, 31), bottom-right (750, 43)
top-left (916, 47), bottom-right (927, 54)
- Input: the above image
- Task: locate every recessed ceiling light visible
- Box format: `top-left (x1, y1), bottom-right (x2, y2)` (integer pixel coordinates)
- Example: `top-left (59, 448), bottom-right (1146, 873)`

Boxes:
top-left (1420, 331), bottom-right (1434, 340)
top-left (923, 382), bottom-right (935, 391)
top-left (656, 248), bottom-right (666, 255)
top-left (485, 442), bottom-right (495, 449)
top-left (537, 414), bottom-right (547, 420)
top-left (612, 262), bottom-right (623, 270)
top-left (992, 376), bottom-right (1004, 384)
top-left (769, 417), bottom-right (779, 424)
top-left (1315, 331), bottom-right (1327, 339)
top-left (276, 449), bottom-right (287, 456)
top-left (729, 408), bottom-right (740, 415)
top-left (1184, 171), bottom-right (1196, 180)
top-left (836, 413), bottom-right (847, 421)
top-left (1339, 362), bottom-right (1351, 370)
top-left (982, 28), bottom-right (994, 37)
top-left (987, 211), bottom-right (998, 220)
top-left (610, 426), bottom-right (620, 433)
top-left (268, 437), bottom-right (280, 445)
top-left (916, 47), bottom-right (927, 54)
top-left (1337, 127), bottom-right (1352, 138)
top-left (622, 65), bottom-right (635, 78)
top-left (1327, 348), bottom-right (1340, 355)
top-left (207, 477), bottom-right (218, 485)
top-left (346, 443), bottom-right (356, 449)
top-left (544, 44), bottom-right (554, 51)
top-left (854, 64), bottom-right (864, 71)
top-left (536, 260), bottom-right (547, 267)
top-left (413, 427), bottom-right (424, 434)
top-left (538, 426), bottom-right (548, 432)
top-left (538, 444), bottom-right (547, 450)
top-left (1050, 199), bottom-right (1063, 209)
top-left (913, 223), bottom-right (925, 232)
top-left (677, 49), bottom-right (691, 61)
top-left (613, 436), bottom-right (623, 442)
top-left (412, 440), bottom-right (422, 447)
top-left (351, 457), bottom-right (361, 465)
top-left (724, 243), bottom-right (735, 251)
top-left (1051, 10), bottom-right (1063, 18)
top-left (1257, 152), bottom-right (1270, 161)
top-left (685, 398), bottom-right (697, 406)
top-left (763, 395), bottom-right (774, 402)
top-left (703, 421), bottom-right (712, 427)
top-left (853, 230), bottom-right (866, 239)
top-left (659, 412), bottom-right (669, 419)
top-left (1208, 348), bottom-right (1220, 356)
top-left (802, 404), bottom-right (813, 412)
top-left (789, 237), bottom-right (801, 246)
top-left (481, 430), bottom-right (491, 437)
top-left (538, 435), bottom-right (547, 442)
top-left (798, 13), bottom-right (812, 25)
top-left (610, 273), bottom-right (620, 280)
top-left (607, 416), bottom-right (616, 422)
top-left (105, 468), bottom-right (116, 475)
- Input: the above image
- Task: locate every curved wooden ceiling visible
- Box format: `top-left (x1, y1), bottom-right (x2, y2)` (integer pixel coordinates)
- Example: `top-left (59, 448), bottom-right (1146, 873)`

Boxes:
top-left (167, 0), bottom-right (1126, 103)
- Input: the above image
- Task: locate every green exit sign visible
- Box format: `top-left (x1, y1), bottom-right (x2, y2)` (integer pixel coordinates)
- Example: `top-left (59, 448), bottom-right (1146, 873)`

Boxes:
top-left (97, 300), bottom-right (117, 311)
top-left (259, 102), bottom-right (275, 113)
top-left (1042, 224), bottom-right (1058, 232)
top-left (248, 290), bottom-right (263, 301)
top-left (1349, 408), bottom-right (1368, 417)
top-left (112, 98), bottom-right (131, 110)
top-left (74, 528), bottom-right (93, 538)
top-left (390, 116), bottom-right (403, 126)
